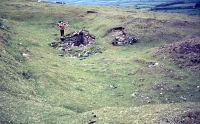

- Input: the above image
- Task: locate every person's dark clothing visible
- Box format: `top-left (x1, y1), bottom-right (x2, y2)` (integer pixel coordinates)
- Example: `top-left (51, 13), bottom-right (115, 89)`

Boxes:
top-left (60, 30), bottom-right (64, 36)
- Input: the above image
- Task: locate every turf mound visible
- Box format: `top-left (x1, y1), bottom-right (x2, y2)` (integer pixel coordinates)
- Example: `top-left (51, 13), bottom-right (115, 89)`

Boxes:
top-left (174, 110), bottom-right (200, 124)
top-left (156, 36), bottom-right (200, 72)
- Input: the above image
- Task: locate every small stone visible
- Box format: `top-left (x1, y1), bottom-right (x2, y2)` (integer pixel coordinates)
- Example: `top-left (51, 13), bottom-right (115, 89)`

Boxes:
top-left (110, 84), bottom-right (117, 89)
top-left (21, 71), bottom-right (32, 79)
top-left (128, 73), bottom-right (134, 75)
top-left (147, 100), bottom-right (151, 103)
top-left (88, 120), bottom-right (96, 124)
top-left (139, 78), bottom-right (145, 82)
top-left (22, 53), bottom-right (30, 58)
top-left (154, 62), bottom-right (159, 66)
top-left (58, 54), bottom-right (64, 57)
top-left (131, 93), bottom-right (136, 97)
top-left (180, 96), bottom-right (187, 101)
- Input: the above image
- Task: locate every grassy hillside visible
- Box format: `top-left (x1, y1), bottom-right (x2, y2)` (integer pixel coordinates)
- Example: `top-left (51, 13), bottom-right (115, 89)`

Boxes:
top-left (0, 0), bottom-right (200, 123)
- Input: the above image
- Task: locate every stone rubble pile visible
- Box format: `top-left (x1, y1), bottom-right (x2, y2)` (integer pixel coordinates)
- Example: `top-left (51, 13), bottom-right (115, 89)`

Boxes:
top-left (49, 30), bottom-right (95, 50)
top-left (107, 26), bottom-right (139, 46)
top-left (112, 33), bottom-right (139, 46)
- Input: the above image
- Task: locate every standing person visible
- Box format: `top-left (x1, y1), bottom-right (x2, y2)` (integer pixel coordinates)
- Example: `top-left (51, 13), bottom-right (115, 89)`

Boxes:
top-left (57, 21), bottom-right (68, 37)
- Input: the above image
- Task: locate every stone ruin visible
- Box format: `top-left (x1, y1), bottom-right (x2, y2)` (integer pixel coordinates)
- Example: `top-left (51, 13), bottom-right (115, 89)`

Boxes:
top-left (49, 30), bottom-right (95, 51)
top-left (106, 26), bottom-right (139, 46)
top-left (49, 30), bottom-right (103, 58)
top-left (112, 32), bottom-right (139, 46)
top-left (49, 27), bottom-right (138, 58)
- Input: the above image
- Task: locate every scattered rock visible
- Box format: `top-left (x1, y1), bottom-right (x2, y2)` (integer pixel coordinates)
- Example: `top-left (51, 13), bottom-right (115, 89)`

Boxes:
top-left (112, 34), bottom-right (138, 46)
top-left (196, 86), bottom-right (200, 92)
top-left (66, 46), bottom-right (102, 58)
top-left (110, 84), bottom-right (117, 89)
top-left (131, 91), bottom-right (139, 97)
top-left (91, 112), bottom-right (97, 118)
top-left (180, 96), bottom-right (187, 101)
top-left (21, 71), bottom-right (32, 80)
top-left (134, 59), bottom-right (159, 68)
top-left (152, 81), bottom-right (181, 93)
top-left (148, 62), bottom-right (159, 68)
top-left (105, 26), bottom-right (138, 46)
top-left (139, 78), bottom-right (145, 82)
top-left (22, 52), bottom-right (30, 58)
top-left (0, 18), bottom-right (9, 31)
top-left (131, 91), bottom-right (152, 103)
top-left (58, 54), bottom-right (64, 57)
top-left (88, 120), bottom-right (96, 124)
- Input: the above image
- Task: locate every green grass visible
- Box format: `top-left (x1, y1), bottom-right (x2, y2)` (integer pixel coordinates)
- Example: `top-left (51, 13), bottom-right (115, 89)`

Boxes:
top-left (0, 0), bottom-right (200, 123)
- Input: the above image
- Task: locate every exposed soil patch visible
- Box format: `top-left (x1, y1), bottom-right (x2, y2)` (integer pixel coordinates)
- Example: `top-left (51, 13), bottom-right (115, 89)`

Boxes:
top-left (80, 10), bottom-right (98, 17)
top-left (106, 26), bottom-right (125, 34)
top-left (155, 36), bottom-right (200, 72)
